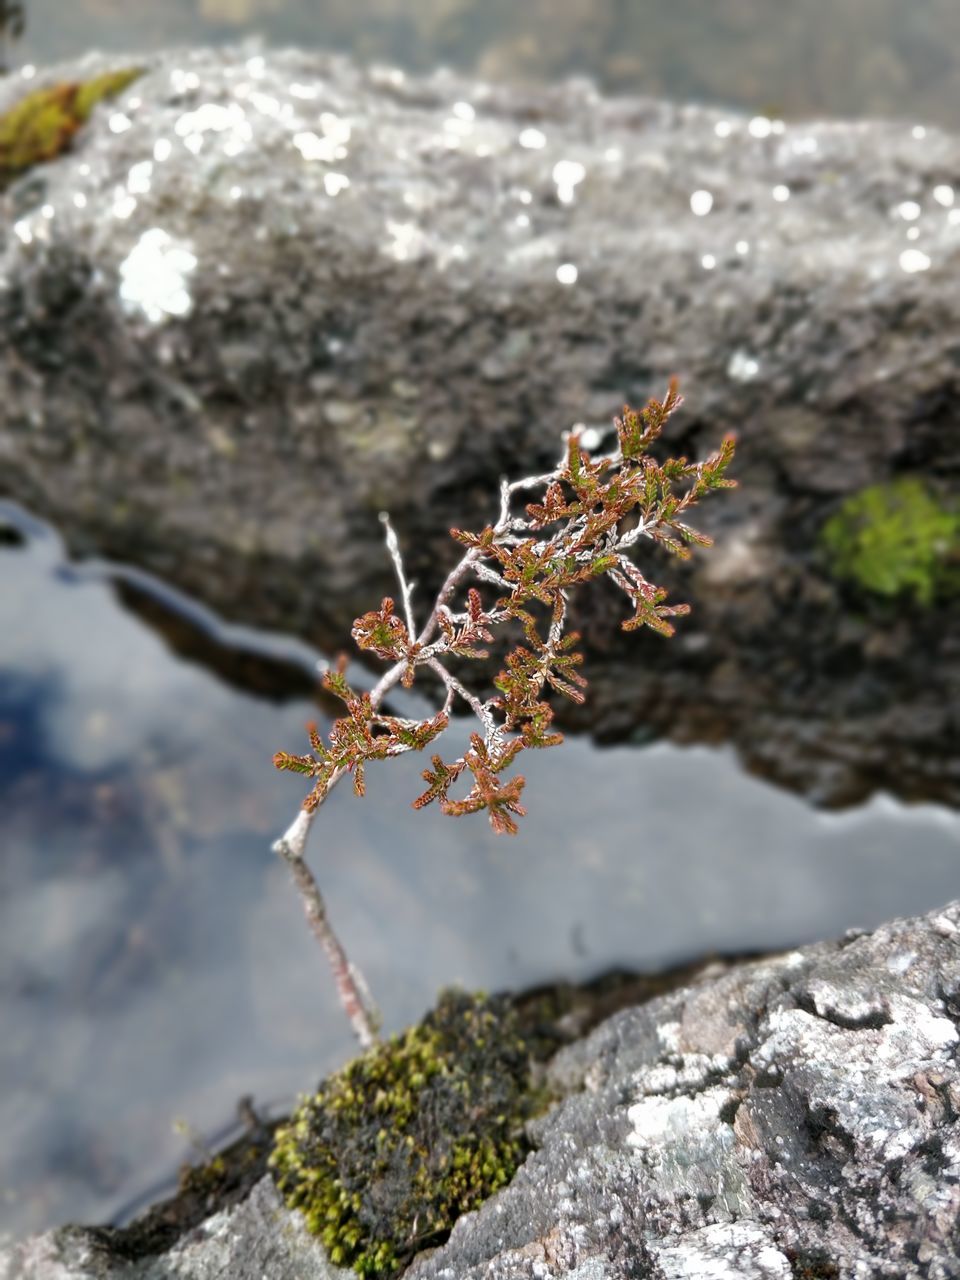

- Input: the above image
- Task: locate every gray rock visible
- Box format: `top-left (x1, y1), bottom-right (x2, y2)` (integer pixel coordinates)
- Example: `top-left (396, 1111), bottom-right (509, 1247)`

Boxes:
top-left (0, 47), bottom-right (958, 807)
top-left (0, 1176), bottom-right (349, 1279)
top-left (403, 902), bottom-right (960, 1280)
top-left (5, 902), bottom-right (960, 1279)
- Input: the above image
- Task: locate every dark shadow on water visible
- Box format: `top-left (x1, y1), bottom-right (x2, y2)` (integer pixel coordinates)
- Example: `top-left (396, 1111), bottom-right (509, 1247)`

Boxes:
top-left (111, 576), bottom-right (325, 707)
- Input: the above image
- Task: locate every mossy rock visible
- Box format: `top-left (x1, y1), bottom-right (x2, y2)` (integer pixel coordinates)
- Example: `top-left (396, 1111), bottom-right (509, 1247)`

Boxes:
top-left (820, 476), bottom-right (959, 605)
top-left (0, 67), bottom-right (142, 185)
top-left (270, 991), bottom-right (536, 1278)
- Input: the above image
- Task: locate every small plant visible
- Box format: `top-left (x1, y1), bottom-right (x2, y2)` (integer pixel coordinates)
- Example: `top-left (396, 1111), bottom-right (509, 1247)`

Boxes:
top-left (821, 476), bottom-right (958, 605)
top-left (272, 382), bottom-right (735, 1045)
top-left (0, 67), bottom-right (142, 185)
top-left (271, 991), bottom-right (533, 1277)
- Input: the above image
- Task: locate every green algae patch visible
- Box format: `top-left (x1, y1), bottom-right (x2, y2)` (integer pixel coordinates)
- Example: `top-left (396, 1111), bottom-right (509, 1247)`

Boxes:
top-left (0, 67), bottom-right (143, 184)
top-left (270, 991), bottom-right (535, 1278)
top-left (820, 477), bottom-right (959, 605)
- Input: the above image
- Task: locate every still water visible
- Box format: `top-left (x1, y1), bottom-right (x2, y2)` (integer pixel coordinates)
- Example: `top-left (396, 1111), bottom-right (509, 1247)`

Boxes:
top-left (2, 511), bottom-right (959, 1237)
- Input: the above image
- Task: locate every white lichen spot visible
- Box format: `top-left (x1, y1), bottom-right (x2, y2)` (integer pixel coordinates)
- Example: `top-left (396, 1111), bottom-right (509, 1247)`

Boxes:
top-left (728, 351), bottom-right (760, 381)
top-left (127, 160), bottom-right (153, 195)
top-left (701, 253), bottom-right (717, 270)
top-left (73, 192), bottom-right (87, 210)
top-left (183, 134), bottom-right (204, 156)
top-left (553, 159), bottom-right (586, 205)
top-left (109, 112), bottom-right (133, 134)
top-left (627, 1088), bottom-right (729, 1149)
top-left (383, 220), bottom-right (427, 262)
top-left (772, 184), bottom-right (790, 202)
top-left (899, 249), bottom-right (931, 273)
top-left (170, 69), bottom-right (201, 93)
top-left (556, 262), bottom-right (578, 285)
top-left (657, 1020), bottom-right (682, 1053)
top-left (20, 63), bottom-right (36, 79)
top-left (714, 120), bottom-right (732, 138)
top-left (13, 220), bottom-right (33, 245)
top-left (906, 226), bottom-right (920, 240)
top-left (290, 82), bottom-right (319, 100)
top-left (912, 125), bottom-right (927, 140)
top-left (293, 114), bottom-right (351, 164)
top-left (896, 200), bottom-right (922, 221)
top-left (518, 127), bottom-right (546, 150)
top-left (444, 115), bottom-right (473, 138)
top-left (452, 101), bottom-right (475, 121)
top-left (323, 172), bottom-right (351, 197)
top-left (933, 184), bottom-right (955, 207)
top-left (249, 91), bottom-right (280, 118)
top-left (112, 194), bottom-right (137, 220)
top-left (690, 189), bottom-right (714, 216)
top-left (153, 138), bottom-right (172, 162)
top-left (293, 131), bottom-right (331, 162)
top-left (748, 116), bottom-right (773, 139)
top-left (735, 239), bottom-right (750, 255)
top-left (176, 103), bottom-right (241, 138)
top-left (119, 227), bottom-right (198, 324)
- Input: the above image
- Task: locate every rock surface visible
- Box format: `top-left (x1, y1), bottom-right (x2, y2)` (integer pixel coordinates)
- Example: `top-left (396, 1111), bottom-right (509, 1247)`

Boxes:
top-left (6, 901), bottom-right (960, 1278)
top-left (0, 1176), bottom-right (346, 1280)
top-left (0, 47), bottom-right (958, 807)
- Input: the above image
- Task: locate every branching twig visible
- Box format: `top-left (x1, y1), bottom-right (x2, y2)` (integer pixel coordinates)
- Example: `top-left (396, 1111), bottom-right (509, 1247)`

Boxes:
top-left (379, 511), bottom-right (417, 642)
top-left (272, 830), bottom-right (381, 1049)
top-left (272, 383), bottom-right (736, 1041)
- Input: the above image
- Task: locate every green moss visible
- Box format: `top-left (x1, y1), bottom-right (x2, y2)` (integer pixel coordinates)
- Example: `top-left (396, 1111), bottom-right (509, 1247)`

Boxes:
top-left (820, 477), bottom-right (959, 604)
top-left (176, 1153), bottom-right (227, 1201)
top-left (270, 991), bottom-right (535, 1278)
top-left (0, 67), bottom-right (143, 184)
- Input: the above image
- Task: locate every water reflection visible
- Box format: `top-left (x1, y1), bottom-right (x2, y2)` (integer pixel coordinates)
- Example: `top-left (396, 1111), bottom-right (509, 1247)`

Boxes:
top-left (11, 0), bottom-right (960, 132)
top-left (0, 0), bottom-right (24, 75)
top-left (0, 510), bottom-right (958, 1239)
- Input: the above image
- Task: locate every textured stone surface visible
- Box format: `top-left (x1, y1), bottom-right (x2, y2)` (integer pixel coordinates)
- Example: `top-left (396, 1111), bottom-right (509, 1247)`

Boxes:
top-left (5, 902), bottom-right (960, 1279)
top-left (0, 1176), bottom-right (348, 1278)
top-left (405, 902), bottom-right (960, 1279)
top-left (0, 47), bottom-right (958, 807)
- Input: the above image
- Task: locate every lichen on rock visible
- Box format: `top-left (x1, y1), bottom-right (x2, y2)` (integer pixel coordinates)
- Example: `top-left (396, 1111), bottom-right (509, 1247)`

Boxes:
top-left (269, 991), bottom-right (536, 1278)
top-left (820, 476), bottom-right (959, 604)
top-left (0, 67), bottom-right (142, 184)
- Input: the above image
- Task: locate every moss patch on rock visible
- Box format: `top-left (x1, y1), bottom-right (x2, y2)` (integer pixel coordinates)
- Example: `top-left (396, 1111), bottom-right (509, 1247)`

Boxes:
top-left (0, 67), bottom-right (142, 185)
top-left (820, 477), bottom-right (959, 604)
top-left (270, 991), bottom-right (535, 1278)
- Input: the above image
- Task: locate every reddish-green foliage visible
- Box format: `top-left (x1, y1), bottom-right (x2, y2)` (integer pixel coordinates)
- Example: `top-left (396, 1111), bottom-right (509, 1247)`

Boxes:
top-left (275, 383), bottom-right (735, 833)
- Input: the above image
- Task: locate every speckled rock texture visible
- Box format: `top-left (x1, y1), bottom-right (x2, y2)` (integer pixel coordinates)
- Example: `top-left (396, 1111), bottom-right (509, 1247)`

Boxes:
top-left (0, 47), bottom-right (957, 807)
top-left (0, 1175), bottom-right (348, 1279)
top-left (5, 901), bottom-right (960, 1279)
